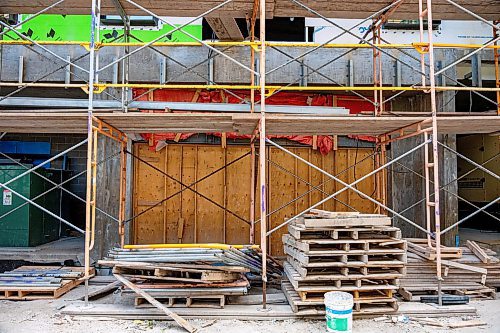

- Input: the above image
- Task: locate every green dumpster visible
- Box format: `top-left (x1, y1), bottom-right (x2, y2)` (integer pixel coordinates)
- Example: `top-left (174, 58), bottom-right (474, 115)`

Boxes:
top-left (0, 165), bottom-right (63, 247)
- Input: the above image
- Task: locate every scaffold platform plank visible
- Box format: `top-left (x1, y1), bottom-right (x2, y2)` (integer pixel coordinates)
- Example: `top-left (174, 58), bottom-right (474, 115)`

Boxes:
top-left (0, 0), bottom-right (498, 20)
top-left (1, 112), bottom-right (499, 136)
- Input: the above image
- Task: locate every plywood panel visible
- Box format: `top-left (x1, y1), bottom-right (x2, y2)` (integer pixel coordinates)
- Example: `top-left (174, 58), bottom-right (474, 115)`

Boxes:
top-left (225, 147), bottom-right (252, 245)
top-left (334, 149), bottom-right (350, 212)
top-left (165, 145), bottom-right (182, 243)
top-left (133, 144), bottom-right (165, 244)
top-left (181, 146), bottom-right (197, 243)
top-left (196, 146), bottom-right (225, 243)
top-left (133, 143), bottom-right (375, 256)
top-left (269, 148), bottom-right (297, 256)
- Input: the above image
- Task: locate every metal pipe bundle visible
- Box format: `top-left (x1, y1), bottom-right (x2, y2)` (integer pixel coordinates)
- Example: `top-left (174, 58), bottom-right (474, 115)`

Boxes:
top-left (108, 246), bottom-right (263, 273)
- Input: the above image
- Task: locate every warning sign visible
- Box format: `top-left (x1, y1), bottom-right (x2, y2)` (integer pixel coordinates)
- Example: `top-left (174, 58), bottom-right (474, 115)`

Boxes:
top-left (3, 190), bottom-right (12, 206)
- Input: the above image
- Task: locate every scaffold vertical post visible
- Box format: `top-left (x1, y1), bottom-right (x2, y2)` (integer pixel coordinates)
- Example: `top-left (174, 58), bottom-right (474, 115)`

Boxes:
top-left (259, 0), bottom-right (268, 310)
top-left (424, 0), bottom-right (444, 306)
top-left (249, 0), bottom-right (259, 245)
top-left (119, 138), bottom-right (127, 247)
top-left (494, 20), bottom-right (499, 115)
top-left (84, 0), bottom-right (99, 306)
top-left (418, 0), bottom-right (427, 87)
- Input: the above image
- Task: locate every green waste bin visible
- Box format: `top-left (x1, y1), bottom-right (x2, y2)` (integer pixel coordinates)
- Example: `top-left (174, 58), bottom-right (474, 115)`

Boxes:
top-left (0, 165), bottom-right (64, 247)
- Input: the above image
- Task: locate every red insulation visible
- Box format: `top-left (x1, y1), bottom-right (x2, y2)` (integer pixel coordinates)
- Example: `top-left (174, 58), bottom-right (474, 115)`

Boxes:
top-left (133, 89), bottom-right (376, 155)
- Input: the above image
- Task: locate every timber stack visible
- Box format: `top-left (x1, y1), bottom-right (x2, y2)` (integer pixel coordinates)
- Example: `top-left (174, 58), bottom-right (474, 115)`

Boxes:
top-left (99, 245), bottom-right (274, 309)
top-left (0, 266), bottom-right (90, 300)
top-left (400, 239), bottom-right (500, 301)
top-left (281, 209), bottom-right (407, 316)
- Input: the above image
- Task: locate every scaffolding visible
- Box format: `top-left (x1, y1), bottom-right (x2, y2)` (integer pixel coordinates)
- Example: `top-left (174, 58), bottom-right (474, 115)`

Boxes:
top-left (0, 0), bottom-right (499, 318)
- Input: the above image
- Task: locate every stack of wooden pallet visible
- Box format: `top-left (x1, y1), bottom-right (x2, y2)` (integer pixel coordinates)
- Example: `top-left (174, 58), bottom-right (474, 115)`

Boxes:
top-left (281, 209), bottom-right (407, 316)
top-left (0, 266), bottom-right (90, 300)
top-left (400, 239), bottom-right (500, 301)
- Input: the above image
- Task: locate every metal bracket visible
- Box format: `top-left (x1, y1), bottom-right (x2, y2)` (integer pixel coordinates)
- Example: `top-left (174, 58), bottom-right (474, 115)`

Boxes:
top-left (413, 42), bottom-right (430, 54)
top-left (81, 85), bottom-right (107, 94)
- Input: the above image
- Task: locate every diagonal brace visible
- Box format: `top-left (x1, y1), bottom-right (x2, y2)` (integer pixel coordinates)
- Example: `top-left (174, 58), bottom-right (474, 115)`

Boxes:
top-left (125, 149), bottom-right (250, 225)
top-left (266, 138), bottom-right (432, 236)
top-left (125, 150), bottom-right (251, 224)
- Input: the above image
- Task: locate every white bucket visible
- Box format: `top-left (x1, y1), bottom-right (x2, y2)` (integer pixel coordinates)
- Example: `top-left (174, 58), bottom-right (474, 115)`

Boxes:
top-left (324, 291), bottom-right (354, 333)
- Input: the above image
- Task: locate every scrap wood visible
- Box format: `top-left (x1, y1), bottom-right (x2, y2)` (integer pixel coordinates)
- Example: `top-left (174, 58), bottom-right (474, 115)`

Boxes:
top-left (410, 317), bottom-right (445, 327)
top-left (466, 240), bottom-right (491, 264)
top-left (114, 273), bottom-right (198, 333)
top-left (441, 260), bottom-right (487, 276)
top-left (77, 280), bottom-right (122, 301)
top-left (448, 319), bottom-right (487, 328)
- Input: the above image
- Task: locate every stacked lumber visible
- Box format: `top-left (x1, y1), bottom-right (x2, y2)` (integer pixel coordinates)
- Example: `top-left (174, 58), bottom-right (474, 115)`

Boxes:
top-left (99, 246), bottom-right (266, 309)
top-left (0, 266), bottom-right (90, 300)
top-left (281, 209), bottom-right (407, 316)
top-left (400, 239), bottom-right (500, 301)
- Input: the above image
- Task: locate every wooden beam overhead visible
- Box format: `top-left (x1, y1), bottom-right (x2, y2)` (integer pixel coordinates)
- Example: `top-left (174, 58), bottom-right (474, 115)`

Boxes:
top-left (1, 111), bottom-right (499, 136)
top-left (205, 17), bottom-right (245, 41)
top-left (0, 0), bottom-right (498, 20)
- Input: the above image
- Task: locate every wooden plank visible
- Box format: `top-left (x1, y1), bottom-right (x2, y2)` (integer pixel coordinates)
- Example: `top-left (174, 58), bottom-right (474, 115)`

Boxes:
top-left (300, 216), bottom-right (391, 228)
top-left (225, 147), bottom-right (251, 245)
top-left (269, 147), bottom-right (297, 256)
top-left (441, 260), bottom-right (487, 275)
top-left (466, 240), bottom-right (491, 264)
top-left (205, 17), bottom-right (244, 41)
top-left (133, 144), bottom-right (165, 244)
top-left (77, 280), bottom-right (122, 301)
top-left (3, 0), bottom-right (499, 20)
top-left (3, 113), bottom-right (500, 136)
top-left (181, 146), bottom-right (196, 243)
top-left (196, 146), bottom-right (225, 242)
top-left (166, 145), bottom-right (183, 243)
top-left (448, 320), bottom-right (487, 329)
top-left (114, 274), bottom-right (197, 333)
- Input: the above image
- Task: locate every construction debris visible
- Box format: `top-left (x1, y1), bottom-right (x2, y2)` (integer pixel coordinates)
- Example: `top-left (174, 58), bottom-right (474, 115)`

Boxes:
top-left (400, 240), bottom-right (500, 301)
top-left (97, 245), bottom-right (272, 332)
top-left (281, 210), bottom-right (406, 315)
top-left (0, 266), bottom-right (91, 300)
top-left (98, 245), bottom-right (276, 312)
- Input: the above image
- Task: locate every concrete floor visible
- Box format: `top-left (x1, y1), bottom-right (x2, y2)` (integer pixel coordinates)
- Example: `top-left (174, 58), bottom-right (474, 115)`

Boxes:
top-left (0, 237), bottom-right (84, 265)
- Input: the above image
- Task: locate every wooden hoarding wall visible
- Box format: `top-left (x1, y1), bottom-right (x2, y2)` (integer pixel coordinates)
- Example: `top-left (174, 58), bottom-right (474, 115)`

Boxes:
top-left (133, 143), bottom-right (376, 256)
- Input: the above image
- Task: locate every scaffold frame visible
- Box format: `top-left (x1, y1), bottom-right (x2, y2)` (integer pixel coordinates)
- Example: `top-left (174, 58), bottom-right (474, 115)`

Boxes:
top-left (0, 0), bottom-right (499, 323)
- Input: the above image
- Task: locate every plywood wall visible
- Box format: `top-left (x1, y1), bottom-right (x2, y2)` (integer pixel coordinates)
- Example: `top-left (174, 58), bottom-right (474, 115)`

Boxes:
top-left (133, 143), bottom-right (376, 256)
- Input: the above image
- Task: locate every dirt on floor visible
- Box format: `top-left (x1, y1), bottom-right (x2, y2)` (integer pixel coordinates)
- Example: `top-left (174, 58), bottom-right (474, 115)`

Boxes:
top-left (0, 285), bottom-right (499, 333)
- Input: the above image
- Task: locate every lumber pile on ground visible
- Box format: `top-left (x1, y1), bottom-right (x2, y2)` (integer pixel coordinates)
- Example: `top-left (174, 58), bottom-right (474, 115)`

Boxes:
top-left (399, 239), bottom-right (499, 301)
top-left (281, 209), bottom-right (407, 316)
top-left (0, 265), bottom-right (91, 300)
top-left (99, 246), bottom-right (266, 309)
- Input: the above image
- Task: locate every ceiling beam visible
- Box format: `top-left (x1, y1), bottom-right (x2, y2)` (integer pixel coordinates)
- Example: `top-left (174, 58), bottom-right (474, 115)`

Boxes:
top-left (205, 17), bottom-right (244, 41)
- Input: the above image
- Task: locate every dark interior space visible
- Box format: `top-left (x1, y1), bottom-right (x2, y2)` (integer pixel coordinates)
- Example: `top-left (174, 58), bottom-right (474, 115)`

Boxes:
top-left (203, 17), bottom-right (308, 41)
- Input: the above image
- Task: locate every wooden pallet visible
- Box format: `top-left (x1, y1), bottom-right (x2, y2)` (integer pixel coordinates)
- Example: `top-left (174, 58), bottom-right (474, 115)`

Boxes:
top-left (287, 257), bottom-right (405, 279)
top-left (288, 224), bottom-right (402, 241)
top-left (283, 234), bottom-right (407, 254)
top-left (0, 277), bottom-right (82, 300)
top-left (112, 265), bottom-right (242, 284)
top-left (285, 245), bottom-right (407, 268)
top-left (407, 239), bottom-right (463, 260)
top-left (282, 281), bottom-right (398, 315)
top-left (135, 294), bottom-right (226, 309)
top-left (285, 262), bottom-right (399, 292)
top-left (296, 210), bottom-right (392, 229)
top-left (399, 283), bottom-right (497, 301)
top-left (0, 266), bottom-right (90, 300)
